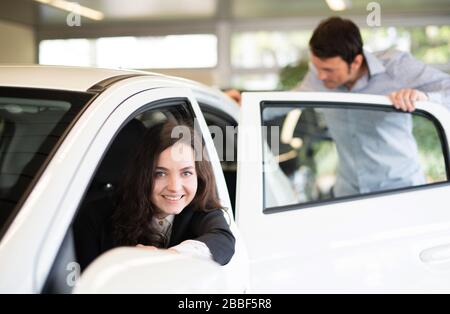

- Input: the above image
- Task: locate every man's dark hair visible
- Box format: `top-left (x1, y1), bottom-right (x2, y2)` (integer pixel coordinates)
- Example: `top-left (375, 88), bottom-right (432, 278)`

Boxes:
top-left (309, 16), bottom-right (364, 65)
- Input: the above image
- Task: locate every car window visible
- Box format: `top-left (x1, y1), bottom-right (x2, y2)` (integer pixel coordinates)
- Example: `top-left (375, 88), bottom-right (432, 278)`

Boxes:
top-left (200, 105), bottom-right (238, 211)
top-left (261, 104), bottom-right (449, 210)
top-left (0, 87), bottom-right (94, 236)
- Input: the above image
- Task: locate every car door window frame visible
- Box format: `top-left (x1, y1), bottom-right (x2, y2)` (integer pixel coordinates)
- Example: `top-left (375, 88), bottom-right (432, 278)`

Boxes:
top-left (260, 101), bottom-right (450, 214)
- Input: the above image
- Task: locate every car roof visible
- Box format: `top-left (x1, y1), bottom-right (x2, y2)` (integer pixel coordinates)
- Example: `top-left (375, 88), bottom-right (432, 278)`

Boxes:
top-left (0, 65), bottom-right (241, 121)
top-left (0, 65), bottom-right (161, 92)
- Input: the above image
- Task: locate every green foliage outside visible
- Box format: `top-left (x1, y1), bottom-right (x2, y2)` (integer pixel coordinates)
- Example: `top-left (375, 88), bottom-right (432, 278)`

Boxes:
top-left (413, 115), bottom-right (447, 182)
top-left (277, 61), bottom-right (309, 90)
top-left (410, 26), bottom-right (450, 65)
top-left (361, 26), bottom-right (450, 65)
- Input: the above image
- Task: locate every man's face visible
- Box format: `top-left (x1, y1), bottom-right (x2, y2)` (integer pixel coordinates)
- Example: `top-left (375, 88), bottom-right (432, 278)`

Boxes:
top-left (310, 53), bottom-right (355, 89)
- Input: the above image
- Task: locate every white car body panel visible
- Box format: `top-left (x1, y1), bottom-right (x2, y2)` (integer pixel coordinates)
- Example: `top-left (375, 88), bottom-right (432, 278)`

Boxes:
top-left (238, 92), bottom-right (450, 292)
top-left (0, 65), bottom-right (144, 91)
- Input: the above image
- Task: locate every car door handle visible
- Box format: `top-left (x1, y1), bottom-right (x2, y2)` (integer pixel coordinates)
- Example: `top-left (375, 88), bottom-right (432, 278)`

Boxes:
top-left (420, 244), bottom-right (450, 263)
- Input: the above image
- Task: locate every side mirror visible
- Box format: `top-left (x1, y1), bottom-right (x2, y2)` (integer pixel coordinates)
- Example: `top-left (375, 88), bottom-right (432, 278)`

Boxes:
top-left (73, 247), bottom-right (237, 293)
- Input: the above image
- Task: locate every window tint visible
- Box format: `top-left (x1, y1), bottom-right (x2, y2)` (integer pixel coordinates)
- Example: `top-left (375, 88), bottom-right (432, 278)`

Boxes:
top-left (0, 88), bottom-right (94, 236)
top-left (262, 104), bottom-right (448, 210)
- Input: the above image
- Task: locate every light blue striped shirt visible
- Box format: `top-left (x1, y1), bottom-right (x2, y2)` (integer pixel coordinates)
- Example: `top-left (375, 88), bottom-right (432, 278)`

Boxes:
top-left (296, 49), bottom-right (450, 196)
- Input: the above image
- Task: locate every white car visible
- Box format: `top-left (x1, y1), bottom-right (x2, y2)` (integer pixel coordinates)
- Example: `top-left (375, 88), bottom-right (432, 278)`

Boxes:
top-left (1, 66), bottom-right (450, 293)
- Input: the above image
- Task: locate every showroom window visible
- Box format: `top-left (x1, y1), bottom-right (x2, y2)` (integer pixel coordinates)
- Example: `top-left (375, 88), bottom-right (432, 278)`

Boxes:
top-left (231, 30), bottom-right (311, 91)
top-left (361, 25), bottom-right (450, 65)
top-left (231, 31), bottom-right (311, 69)
top-left (39, 34), bottom-right (217, 69)
top-left (261, 104), bottom-right (449, 210)
top-left (230, 25), bottom-right (450, 91)
top-left (39, 39), bottom-right (93, 67)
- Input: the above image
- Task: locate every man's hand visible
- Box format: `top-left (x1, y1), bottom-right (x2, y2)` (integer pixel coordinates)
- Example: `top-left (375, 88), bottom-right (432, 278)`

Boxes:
top-left (225, 89), bottom-right (242, 105)
top-left (388, 89), bottom-right (428, 112)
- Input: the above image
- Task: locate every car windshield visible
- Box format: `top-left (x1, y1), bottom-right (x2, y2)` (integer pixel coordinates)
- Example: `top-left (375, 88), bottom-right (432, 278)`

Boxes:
top-left (0, 87), bottom-right (95, 236)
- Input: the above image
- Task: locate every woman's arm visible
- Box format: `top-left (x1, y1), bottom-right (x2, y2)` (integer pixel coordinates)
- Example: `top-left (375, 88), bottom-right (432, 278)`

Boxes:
top-left (189, 209), bottom-right (236, 266)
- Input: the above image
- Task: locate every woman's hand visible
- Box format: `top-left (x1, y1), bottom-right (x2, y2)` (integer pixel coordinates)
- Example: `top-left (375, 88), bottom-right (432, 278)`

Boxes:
top-left (136, 244), bottom-right (158, 250)
top-left (136, 244), bottom-right (179, 253)
top-left (225, 89), bottom-right (242, 105)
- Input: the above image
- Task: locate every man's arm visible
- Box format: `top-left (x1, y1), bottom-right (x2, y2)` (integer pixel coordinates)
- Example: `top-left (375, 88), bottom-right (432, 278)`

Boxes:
top-left (388, 52), bottom-right (450, 112)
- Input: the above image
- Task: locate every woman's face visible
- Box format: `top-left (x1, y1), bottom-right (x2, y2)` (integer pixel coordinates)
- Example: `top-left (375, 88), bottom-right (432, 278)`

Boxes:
top-left (151, 142), bottom-right (198, 218)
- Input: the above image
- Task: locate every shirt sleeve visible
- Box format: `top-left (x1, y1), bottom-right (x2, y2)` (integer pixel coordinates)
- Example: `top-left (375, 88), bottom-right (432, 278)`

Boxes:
top-left (392, 52), bottom-right (450, 109)
top-left (170, 240), bottom-right (213, 260)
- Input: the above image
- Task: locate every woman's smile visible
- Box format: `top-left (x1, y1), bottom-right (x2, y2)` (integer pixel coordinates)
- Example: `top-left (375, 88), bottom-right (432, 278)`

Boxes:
top-left (162, 194), bottom-right (184, 202)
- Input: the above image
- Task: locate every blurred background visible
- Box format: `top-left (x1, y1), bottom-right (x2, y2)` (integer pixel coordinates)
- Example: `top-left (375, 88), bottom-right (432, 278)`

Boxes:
top-left (0, 0), bottom-right (449, 91)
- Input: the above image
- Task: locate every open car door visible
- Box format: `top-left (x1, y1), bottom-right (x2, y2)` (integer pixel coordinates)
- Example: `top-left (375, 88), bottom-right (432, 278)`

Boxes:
top-left (237, 91), bottom-right (450, 292)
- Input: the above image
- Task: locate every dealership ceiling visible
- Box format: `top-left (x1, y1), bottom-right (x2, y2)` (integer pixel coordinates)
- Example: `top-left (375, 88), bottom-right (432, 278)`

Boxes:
top-left (1, 0), bottom-right (449, 39)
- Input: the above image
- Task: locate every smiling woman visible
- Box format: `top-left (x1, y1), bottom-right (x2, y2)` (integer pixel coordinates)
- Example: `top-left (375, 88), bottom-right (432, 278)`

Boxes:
top-left (74, 120), bottom-right (235, 270)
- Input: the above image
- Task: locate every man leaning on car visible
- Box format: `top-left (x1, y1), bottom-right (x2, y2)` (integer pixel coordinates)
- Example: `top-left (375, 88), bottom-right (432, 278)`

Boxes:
top-left (295, 16), bottom-right (450, 197)
top-left (228, 16), bottom-right (450, 197)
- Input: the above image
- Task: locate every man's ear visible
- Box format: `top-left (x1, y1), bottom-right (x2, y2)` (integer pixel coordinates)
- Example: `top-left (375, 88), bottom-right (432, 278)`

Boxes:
top-left (351, 54), bottom-right (364, 70)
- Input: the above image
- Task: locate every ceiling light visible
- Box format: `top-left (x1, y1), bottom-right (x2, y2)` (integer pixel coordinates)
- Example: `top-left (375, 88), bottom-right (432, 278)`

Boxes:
top-left (325, 0), bottom-right (352, 11)
top-left (34, 0), bottom-right (104, 21)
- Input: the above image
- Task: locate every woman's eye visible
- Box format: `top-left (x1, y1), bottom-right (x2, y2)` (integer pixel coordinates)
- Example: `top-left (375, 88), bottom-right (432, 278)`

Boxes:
top-left (182, 171), bottom-right (193, 177)
top-left (155, 171), bottom-right (166, 177)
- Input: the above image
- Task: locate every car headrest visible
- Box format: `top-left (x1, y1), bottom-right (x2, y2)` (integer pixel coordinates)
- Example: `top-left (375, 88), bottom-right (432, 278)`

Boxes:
top-left (85, 119), bottom-right (146, 202)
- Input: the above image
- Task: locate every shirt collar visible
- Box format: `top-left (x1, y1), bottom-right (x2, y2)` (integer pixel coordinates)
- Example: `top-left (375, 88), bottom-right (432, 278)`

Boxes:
top-left (152, 214), bottom-right (175, 234)
top-left (343, 50), bottom-right (386, 92)
top-left (363, 49), bottom-right (386, 77)
top-left (164, 214), bottom-right (175, 224)
top-left (153, 214), bottom-right (175, 223)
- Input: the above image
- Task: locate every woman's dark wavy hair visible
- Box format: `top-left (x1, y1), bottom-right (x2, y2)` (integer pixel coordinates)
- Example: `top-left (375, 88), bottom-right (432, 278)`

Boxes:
top-left (309, 16), bottom-right (364, 66)
top-left (112, 120), bottom-right (222, 246)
